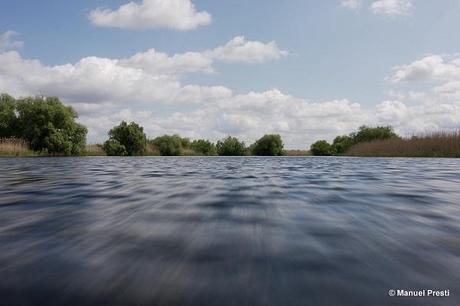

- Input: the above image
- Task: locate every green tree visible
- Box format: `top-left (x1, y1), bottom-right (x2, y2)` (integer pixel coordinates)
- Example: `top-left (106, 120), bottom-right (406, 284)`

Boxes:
top-left (252, 134), bottom-right (284, 156)
top-left (151, 135), bottom-right (183, 156)
top-left (216, 136), bottom-right (246, 156)
top-left (0, 94), bottom-right (18, 138)
top-left (104, 121), bottom-right (147, 156)
top-left (351, 126), bottom-right (399, 143)
top-left (180, 137), bottom-right (191, 150)
top-left (103, 139), bottom-right (127, 156)
top-left (14, 96), bottom-right (87, 155)
top-left (332, 135), bottom-right (355, 155)
top-left (190, 139), bottom-right (217, 156)
top-left (310, 140), bottom-right (335, 156)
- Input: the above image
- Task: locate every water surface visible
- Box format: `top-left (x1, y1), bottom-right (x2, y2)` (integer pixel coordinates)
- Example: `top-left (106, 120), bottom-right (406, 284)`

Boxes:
top-left (1, 157), bottom-right (459, 306)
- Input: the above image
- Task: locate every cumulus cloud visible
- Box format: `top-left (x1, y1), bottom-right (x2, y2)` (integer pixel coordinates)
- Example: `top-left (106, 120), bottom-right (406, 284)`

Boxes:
top-left (0, 31), bottom-right (23, 51)
top-left (380, 53), bottom-right (460, 135)
top-left (0, 36), bottom-right (286, 103)
top-left (391, 55), bottom-right (460, 83)
top-left (371, 0), bottom-right (413, 16)
top-left (89, 0), bottom-right (211, 30)
top-left (120, 49), bottom-right (214, 75)
top-left (209, 36), bottom-right (288, 63)
top-left (341, 0), bottom-right (361, 10)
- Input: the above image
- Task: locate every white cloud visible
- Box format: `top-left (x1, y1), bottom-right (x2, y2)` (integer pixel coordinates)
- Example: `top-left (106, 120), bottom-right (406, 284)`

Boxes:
top-left (118, 36), bottom-right (287, 75)
top-left (209, 36), bottom-right (288, 63)
top-left (0, 51), bottom-right (182, 104)
top-left (341, 0), bottom-right (361, 10)
top-left (0, 36), bottom-right (286, 103)
top-left (371, 0), bottom-right (413, 16)
top-left (120, 49), bottom-right (214, 75)
top-left (89, 0), bottom-right (211, 30)
top-left (380, 53), bottom-right (460, 135)
top-left (391, 55), bottom-right (460, 83)
top-left (0, 31), bottom-right (23, 51)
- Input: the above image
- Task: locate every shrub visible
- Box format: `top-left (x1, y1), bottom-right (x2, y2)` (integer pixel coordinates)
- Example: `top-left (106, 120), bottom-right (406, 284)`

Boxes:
top-left (310, 140), bottom-right (335, 156)
top-left (104, 121), bottom-right (147, 156)
top-left (332, 135), bottom-right (355, 155)
top-left (151, 135), bottom-right (183, 156)
top-left (252, 134), bottom-right (284, 156)
top-left (351, 125), bottom-right (399, 143)
top-left (216, 136), bottom-right (246, 156)
top-left (103, 139), bottom-right (127, 156)
top-left (190, 139), bottom-right (217, 156)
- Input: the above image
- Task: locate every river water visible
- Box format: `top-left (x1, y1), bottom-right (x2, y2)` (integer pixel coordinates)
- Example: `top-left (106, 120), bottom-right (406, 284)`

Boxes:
top-left (0, 157), bottom-right (459, 306)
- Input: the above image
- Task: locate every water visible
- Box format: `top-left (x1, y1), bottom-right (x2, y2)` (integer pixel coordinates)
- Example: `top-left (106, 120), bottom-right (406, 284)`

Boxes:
top-left (0, 157), bottom-right (459, 306)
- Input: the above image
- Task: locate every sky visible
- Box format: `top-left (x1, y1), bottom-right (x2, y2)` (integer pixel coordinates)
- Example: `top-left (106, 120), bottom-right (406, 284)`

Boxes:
top-left (1, 0), bottom-right (460, 148)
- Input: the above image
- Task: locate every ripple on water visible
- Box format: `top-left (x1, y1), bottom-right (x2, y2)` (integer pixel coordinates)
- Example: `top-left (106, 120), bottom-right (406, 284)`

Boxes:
top-left (0, 156), bottom-right (459, 306)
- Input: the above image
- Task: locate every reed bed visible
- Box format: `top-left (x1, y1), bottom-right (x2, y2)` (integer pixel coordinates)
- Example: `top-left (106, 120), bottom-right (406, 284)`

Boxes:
top-left (347, 130), bottom-right (460, 157)
top-left (0, 138), bottom-right (36, 156)
top-left (84, 144), bottom-right (106, 156)
top-left (284, 150), bottom-right (311, 156)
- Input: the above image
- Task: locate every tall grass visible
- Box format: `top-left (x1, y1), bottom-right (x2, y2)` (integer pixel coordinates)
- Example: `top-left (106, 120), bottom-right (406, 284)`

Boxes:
top-left (84, 144), bottom-right (106, 156)
top-left (284, 150), bottom-right (311, 156)
top-left (0, 138), bottom-right (37, 157)
top-left (347, 130), bottom-right (460, 157)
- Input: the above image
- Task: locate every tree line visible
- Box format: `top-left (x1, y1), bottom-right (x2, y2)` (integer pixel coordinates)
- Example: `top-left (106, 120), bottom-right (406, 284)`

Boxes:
top-left (103, 121), bottom-right (285, 156)
top-left (0, 94), bottom-right (285, 156)
top-left (1, 94), bottom-right (404, 157)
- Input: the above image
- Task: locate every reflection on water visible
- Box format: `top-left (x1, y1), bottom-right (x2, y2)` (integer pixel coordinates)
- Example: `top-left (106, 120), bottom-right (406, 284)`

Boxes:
top-left (0, 157), bottom-right (459, 306)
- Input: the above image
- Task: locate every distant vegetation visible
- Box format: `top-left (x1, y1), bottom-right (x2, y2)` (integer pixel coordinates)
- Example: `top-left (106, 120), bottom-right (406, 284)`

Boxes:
top-left (310, 126), bottom-right (399, 156)
top-left (216, 136), bottom-right (247, 156)
top-left (311, 126), bottom-right (460, 158)
top-left (150, 135), bottom-right (184, 156)
top-left (190, 139), bottom-right (217, 156)
top-left (251, 134), bottom-right (284, 156)
top-left (0, 94), bottom-right (87, 155)
top-left (347, 131), bottom-right (460, 157)
top-left (1, 94), bottom-right (459, 158)
top-left (103, 121), bottom-right (147, 156)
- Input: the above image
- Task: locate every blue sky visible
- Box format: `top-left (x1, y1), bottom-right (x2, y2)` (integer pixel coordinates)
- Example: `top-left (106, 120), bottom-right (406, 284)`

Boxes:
top-left (1, 0), bottom-right (460, 147)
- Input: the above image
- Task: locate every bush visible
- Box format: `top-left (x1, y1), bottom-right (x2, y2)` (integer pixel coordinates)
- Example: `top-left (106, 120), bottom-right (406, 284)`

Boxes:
top-left (332, 135), bottom-right (355, 155)
top-left (351, 126), bottom-right (399, 143)
top-left (190, 139), bottom-right (217, 156)
top-left (252, 134), bottom-right (284, 156)
top-left (103, 139), bottom-right (127, 156)
top-left (1, 95), bottom-right (88, 155)
top-left (310, 140), bottom-right (335, 156)
top-left (104, 121), bottom-right (147, 156)
top-left (151, 135), bottom-right (183, 156)
top-left (216, 136), bottom-right (246, 156)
